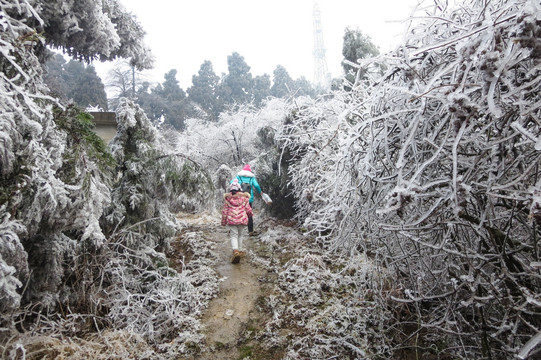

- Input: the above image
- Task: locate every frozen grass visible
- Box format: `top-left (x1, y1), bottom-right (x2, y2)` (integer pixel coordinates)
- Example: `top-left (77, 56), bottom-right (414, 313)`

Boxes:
top-left (246, 220), bottom-right (395, 359)
top-left (1, 227), bottom-right (221, 359)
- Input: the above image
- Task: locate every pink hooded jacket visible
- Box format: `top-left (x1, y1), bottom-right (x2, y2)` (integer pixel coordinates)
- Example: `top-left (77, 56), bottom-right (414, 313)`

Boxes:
top-left (221, 192), bottom-right (253, 226)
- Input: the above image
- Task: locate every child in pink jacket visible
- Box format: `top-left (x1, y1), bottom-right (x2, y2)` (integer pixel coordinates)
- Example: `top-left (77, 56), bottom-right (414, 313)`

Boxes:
top-left (221, 179), bottom-right (253, 264)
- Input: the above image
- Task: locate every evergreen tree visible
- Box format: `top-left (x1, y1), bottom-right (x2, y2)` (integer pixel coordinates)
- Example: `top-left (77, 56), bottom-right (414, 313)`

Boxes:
top-left (79, 64), bottom-right (108, 109)
top-left (270, 65), bottom-right (294, 98)
top-left (187, 60), bottom-right (221, 120)
top-left (62, 59), bottom-right (86, 92)
top-left (136, 82), bottom-right (164, 123)
top-left (43, 56), bottom-right (108, 109)
top-left (149, 69), bottom-right (187, 130)
top-left (294, 76), bottom-right (316, 97)
top-left (43, 53), bottom-right (68, 98)
top-left (221, 52), bottom-right (253, 104)
top-left (64, 60), bottom-right (108, 109)
top-left (160, 69), bottom-right (186, 102)
top-left (252, 74), bottom-right (271, 107)
top-left (341, 28), bottom-right (379, 88)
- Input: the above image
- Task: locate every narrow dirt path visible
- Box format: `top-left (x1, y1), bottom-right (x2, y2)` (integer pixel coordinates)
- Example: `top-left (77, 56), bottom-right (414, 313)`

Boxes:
top-left (199, 226), bottom-right (265, 359)
top-left (176, 212), bottom-right (269, 360)
top-left (173, 212), bottom-right (386, 359)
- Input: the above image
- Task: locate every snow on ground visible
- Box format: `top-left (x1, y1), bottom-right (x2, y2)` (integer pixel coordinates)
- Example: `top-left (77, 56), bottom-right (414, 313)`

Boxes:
top-left (176, 212), bottom-right (394, 359)
top-left (3, 211), bottom-right (392, 359)
top-left (249, 221), bottom-right (394, 359)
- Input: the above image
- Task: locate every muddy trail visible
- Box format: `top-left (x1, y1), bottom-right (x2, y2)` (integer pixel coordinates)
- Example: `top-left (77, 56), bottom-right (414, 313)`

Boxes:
top-left (174, 212), bottom-right (282, 360)
top-left (3, 212), bottom-right (387, 359)
top-left (171, 212), bottom-right (388, 360)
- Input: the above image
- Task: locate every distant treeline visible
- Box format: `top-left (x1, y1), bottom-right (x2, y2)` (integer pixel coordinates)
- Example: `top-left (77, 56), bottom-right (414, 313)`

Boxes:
top-left (44, 28), bottom-right (379, 131)
top-left (45, 52), bottom-right (321, 130)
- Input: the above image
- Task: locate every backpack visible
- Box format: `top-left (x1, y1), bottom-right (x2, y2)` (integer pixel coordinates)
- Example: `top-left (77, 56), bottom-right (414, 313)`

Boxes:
top-left (238, 177), bottom-right (252, 193)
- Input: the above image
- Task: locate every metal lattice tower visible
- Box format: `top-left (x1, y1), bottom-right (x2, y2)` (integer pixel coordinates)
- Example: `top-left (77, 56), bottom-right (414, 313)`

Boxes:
top-left (312, 2), bottom-right (330, 89)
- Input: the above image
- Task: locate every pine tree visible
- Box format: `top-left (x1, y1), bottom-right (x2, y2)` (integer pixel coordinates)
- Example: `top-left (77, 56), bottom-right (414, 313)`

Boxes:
top-left (252, 74), bottom-right (271, 107)
top-left (221, 52), bottom-right (253, 104)
top-left (152, 69), bottom-right (187, 130)
top-left (43, 53), bottom-right (68, 98)
top-left (270, 65), bottom-right (294, 98)
top-left (187, 60), bottom-right (221, 120)
top-left (58, 59), bottom-right (108, 109)
top-left (341, 28), bottom-right (379, 89)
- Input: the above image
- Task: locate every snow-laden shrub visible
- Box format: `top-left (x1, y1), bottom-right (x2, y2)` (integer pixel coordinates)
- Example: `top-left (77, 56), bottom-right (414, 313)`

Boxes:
top-left (252, 226), bottom-right (394, 359)
top-left (278, 0), bottom-right (541, 358)
top-left (1, 223), bottom-right (221, 357)
top-left (105, 98), bottom-right (214, 239)
top-left (286, 298), bottom-right (389, 359)
top-left (3, 330), bottom-right (155, 360)
top-left (176, 98), bottom-right (296, 215)
top-left (0, 0), bottom-right (113, 310)
top-left (275, 93), bottom-right (354, 235)
top-left (97, 230), bottom-right (219, 344)
top-left (279, 254), bottom-right (336, 306)
top-left (257, 225), bottom-right (300, 250)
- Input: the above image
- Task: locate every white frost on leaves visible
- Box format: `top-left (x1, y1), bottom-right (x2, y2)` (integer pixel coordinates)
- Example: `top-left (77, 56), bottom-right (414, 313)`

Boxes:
top-left (35, 0), bottom-right (153, 68)
top-left (178, 98), bottom-right (290, 170)
top-left (274, 0), bottom-right (541, 358)
top-left (0, 1), bottom-right (206, 357)
top-left (0, 218), bottom-right (25, 312)
top-left (511, 121), bottom-right (541, 150)
top-left (251, 224), bottom-right (392, 358)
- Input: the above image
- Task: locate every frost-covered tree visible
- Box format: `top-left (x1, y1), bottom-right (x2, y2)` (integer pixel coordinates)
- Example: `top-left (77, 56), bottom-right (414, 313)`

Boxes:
top-left (277, 0), bottom-right (541, 358)
top-left (1, 1), bottom-right (220, 355)
top-left (178, 99), bottom-right (292, 170)
top-left (174, 97), bottom-right (303, 218)
top-left (106, 98), bottom-right (214, 234)
top-left (105, 59), bottom-right (150, 110)
top-left (0, 0), bottom-right (113, 311)
top-left (30, 0), bottom-right (154, 69)
top-left (341, 27), bottom-right (380, 87)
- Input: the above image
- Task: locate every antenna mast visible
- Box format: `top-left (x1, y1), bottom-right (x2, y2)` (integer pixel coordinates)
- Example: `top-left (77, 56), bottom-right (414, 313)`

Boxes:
top-left (312, 2), bottom-right (330, 89)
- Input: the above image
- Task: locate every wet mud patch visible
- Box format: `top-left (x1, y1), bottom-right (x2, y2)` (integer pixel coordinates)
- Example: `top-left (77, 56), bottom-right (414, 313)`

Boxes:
top-left (176, 212), bottom-right (273, 360)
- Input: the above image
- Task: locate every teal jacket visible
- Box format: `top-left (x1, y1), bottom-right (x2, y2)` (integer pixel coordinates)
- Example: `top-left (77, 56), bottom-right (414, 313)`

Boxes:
top-left (232, 170), bottom-right (262, 204)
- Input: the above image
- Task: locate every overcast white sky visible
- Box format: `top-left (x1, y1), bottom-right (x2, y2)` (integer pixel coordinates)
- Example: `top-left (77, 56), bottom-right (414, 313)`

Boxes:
top-left (94, 0), bottom-right (424, 89)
